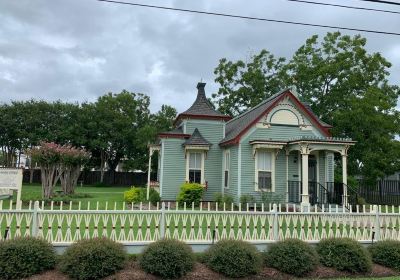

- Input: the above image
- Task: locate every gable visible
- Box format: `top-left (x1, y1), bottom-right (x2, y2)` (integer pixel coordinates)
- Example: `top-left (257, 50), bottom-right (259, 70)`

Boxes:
top-left (260, 98), bottom-right (313, 129)
top-left (220, 89), bottom-right (331, 146)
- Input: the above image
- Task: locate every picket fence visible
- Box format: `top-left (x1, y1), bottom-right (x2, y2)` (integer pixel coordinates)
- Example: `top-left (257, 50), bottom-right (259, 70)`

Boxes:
top-left (0, 201), bottom-right (399, 245)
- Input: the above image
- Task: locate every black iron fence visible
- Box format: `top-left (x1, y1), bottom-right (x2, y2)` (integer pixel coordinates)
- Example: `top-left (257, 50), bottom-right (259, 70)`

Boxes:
top-left (23, 169), bottom-right (157, 187)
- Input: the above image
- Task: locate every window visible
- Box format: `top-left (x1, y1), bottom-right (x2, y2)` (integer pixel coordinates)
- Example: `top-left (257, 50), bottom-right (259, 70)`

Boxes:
top-left (256, 151), bottom-right (273, 191)
top-left (224, 151), bottom-right (230, 188)
top-left (188, 152), bottom-right (202, 184)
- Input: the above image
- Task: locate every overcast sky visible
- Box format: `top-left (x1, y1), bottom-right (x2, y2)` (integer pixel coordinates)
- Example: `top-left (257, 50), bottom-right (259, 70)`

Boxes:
top-left (1, 0), bottom-right (399, 113)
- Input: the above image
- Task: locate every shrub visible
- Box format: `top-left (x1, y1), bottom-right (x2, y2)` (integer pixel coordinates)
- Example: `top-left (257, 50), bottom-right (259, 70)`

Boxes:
top-left (148, 188), bottom-right (161, 206)
top-left (317, 238), bottom-right (372, 273)
top-left (265, 239), bottom-right (318, 277)
top-left (240, 194), bottom-right (255, 205)
top-left (0, 237), bottom-right (56, 279)
top-left (59, 238), bottom-right (127, 280)
top-left (177, 182), bottom-right (204, 207)
top-left (369, 240), bottom-right (400, 271)
top-left (204, 239), bottom-right (262, 278)
top-left (139, 239), bottom-right (194, 279)
top-left (124, 187), bottom-right (145, 203)
top-left (214, 192), bottom-right (234, 205)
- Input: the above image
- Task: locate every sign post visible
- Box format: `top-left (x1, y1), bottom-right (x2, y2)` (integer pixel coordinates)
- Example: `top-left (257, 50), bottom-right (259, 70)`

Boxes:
top-left (0, 168), bottom-right (23, 209)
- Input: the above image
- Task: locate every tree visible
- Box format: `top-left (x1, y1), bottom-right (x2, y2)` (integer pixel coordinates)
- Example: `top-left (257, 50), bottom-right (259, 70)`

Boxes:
top-left (213, 32), bottom-right (400, 181)
top-left (59, 146), bottom-right (89, 195)
top-left (29, 142), bottom-right (89, 199)
top-left (212, 50), bottom-right (287, 116)
top-left (83, 91), bottom-right (152, 181)
top-left (124, 104), bottom-right (177, 171)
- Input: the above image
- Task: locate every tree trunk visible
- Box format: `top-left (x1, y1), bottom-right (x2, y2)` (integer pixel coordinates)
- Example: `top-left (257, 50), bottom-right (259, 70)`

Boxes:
top-left (100, 150), bottom-right (106, 183)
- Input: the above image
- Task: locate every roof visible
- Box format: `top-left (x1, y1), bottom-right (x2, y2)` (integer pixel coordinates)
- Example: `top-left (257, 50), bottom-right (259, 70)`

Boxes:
top-left (183, 128), bottom-right (211, 146)
top-left (174, 82), bottom-right (231, 125)
top-left (220, 89), bottom-right (331, 146)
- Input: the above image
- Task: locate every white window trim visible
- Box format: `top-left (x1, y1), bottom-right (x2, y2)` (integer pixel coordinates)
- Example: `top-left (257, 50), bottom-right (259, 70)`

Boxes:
top-left (185, 151), bottom-right (205, 184)
top-left (224, 150), bottom-right (230, 189)
top-left (254, 149), bottom-right (275, 192)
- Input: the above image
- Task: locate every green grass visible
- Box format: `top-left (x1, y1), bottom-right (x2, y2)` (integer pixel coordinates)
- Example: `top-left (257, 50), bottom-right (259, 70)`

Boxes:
top-left (1, 183), bottom-right (130, 210)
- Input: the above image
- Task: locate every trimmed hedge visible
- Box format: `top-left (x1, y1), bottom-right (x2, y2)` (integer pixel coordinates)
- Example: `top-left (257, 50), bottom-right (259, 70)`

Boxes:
top-left (59, 238), bottom-right (127, 280)
top-left (265, 239), bottom-right (319, 277)
top-left (177, 183), bottom-right (204, 207)
top-left (139, 239), bottom-right (194, 279)
top-left (0, 237), bottom-right (56, 280)
top-left (369, 240), bottom-right (400, 271)
top-left (204, 239), bottom-right (262, 278)
top-left (317, 238), bottom-right (372, 273)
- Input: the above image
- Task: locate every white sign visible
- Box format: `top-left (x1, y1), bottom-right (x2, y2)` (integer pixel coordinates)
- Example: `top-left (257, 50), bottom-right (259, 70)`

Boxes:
top-left (0, 168), bottom-right (23, 209)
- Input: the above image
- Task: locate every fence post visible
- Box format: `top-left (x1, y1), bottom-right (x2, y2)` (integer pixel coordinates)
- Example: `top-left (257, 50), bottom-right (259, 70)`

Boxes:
top-left (160, 202), bottom-right (166, 239)
top-left (31, 201), bottom-right (39, 238)
top-left (373, 205), bottom-right (380, 242)
top-left (272, 203), bottom-right (279, 241)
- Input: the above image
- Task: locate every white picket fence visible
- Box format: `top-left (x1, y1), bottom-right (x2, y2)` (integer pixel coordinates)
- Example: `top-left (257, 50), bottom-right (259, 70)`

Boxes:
top-left (0, 201), bottom-right (399, 245)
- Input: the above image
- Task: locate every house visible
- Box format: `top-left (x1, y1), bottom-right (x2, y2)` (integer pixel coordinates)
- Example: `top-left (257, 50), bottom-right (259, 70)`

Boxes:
top-left (147, 82), bottom-right (355, 208)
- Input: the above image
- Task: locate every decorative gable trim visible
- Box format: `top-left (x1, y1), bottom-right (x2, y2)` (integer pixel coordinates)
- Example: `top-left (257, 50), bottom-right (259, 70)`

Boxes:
top-left (220, 90), bottom-right (331, 146)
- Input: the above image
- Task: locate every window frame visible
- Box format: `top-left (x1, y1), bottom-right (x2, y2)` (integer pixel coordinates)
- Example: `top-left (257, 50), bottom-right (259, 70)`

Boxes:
top-left (254, 149), bottom-right (275, 192)
top-left (186, 151), bottom-right (205, 184)
top-left (224, 150), bottom-right (230, 189)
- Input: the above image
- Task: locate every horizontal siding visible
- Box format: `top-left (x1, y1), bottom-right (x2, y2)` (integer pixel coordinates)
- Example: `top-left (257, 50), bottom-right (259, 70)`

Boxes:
top-left (224, 146), bottom-right (238, 201)
top-left (245, 125), bottom-right (317, 142)
top-left (161, 138), bottom-right (186, 200)
top-left (185, 120), bottom-right (225, 201)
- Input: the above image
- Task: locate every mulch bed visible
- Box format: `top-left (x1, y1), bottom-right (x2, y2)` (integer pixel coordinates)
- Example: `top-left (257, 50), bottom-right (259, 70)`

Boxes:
top-left (25, 262), bottom-right (399, 280)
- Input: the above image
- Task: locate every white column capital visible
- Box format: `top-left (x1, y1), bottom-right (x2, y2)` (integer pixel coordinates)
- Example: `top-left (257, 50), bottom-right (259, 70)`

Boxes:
top-left (340, 145), bottom-right (350, 156)
top-left (299, 143), bottom-right (310, 155)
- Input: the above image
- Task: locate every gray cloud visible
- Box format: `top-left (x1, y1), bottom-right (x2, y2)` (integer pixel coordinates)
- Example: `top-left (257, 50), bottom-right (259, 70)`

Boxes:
top-left (0, 0), bottom-right (399, 112)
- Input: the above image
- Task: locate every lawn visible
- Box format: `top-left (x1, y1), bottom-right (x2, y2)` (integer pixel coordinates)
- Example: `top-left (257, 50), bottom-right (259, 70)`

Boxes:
top-left (1, 183), bottom-right (130, 210)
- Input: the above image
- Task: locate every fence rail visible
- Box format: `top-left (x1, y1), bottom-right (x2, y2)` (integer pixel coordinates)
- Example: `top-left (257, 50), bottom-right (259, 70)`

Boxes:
top-left (1, 201), bottom-right (399, 244)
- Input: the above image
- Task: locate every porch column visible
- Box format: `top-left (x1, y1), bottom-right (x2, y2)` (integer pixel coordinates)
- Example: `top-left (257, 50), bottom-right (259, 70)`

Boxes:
top-left (342, 153), bottom-right (348, 206)
top-left (146, 148), bottom-right (153, 200)
top-left (285, 150), bottom-right (289, 203)
top-left (300, 144), bottom-right (310, 211)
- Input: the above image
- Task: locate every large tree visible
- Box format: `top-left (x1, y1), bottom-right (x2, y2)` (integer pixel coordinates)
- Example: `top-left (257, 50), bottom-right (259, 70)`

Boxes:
top-left (213, 32), bottom-right (400, 181)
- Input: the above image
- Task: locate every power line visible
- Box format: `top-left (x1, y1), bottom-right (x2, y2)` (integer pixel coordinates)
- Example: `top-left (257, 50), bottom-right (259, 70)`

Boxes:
top-left (355, 0), bottom-right (400, 6)
top-left (97, 0), bottom-right (400, 36)
top-left (288, 0), bottom-right (400, 14)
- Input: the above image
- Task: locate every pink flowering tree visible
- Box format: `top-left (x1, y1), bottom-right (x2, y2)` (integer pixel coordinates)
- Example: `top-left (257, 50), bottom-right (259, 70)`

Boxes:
top-left (29, 142), bottom-right (89, 199)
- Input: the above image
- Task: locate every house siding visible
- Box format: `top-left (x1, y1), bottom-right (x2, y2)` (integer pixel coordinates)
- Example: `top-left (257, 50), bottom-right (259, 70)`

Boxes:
top-left (186, 120), bottom-right (225, 201)
top-left (161, 138), bottom-right (186, 200)
top-left (238, 125), bottom-right (323, 203)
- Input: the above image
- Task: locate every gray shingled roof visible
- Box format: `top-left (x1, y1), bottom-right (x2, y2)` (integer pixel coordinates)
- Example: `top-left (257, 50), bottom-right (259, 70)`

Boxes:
top-left (180, 82), bottom-right (228, 118)
top-left (221, 89), bottom-right (287, 144)
top-left (183, 128), bottom-right (211, 146)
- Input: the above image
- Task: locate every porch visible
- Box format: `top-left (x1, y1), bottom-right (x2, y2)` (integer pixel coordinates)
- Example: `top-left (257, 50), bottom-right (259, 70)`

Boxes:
top-left (284, 137), bottom-right (356, 209)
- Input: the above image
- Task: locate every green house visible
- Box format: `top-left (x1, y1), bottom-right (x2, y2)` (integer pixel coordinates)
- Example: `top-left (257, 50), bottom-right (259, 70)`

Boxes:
top-left (147, 82), bottom-right (355, 208)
